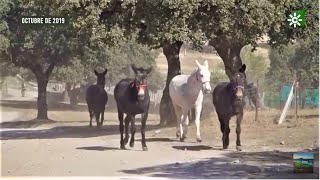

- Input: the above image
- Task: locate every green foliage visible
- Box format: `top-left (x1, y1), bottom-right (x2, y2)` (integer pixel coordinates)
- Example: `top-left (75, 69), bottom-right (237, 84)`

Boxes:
top-left (196, 0), bottom-right (318, 49)
top-left (2, 0), bottom-right (77, 74)
top-left (19, 68), bottom-right (35, 81)
top-left (240, 45), bottom-right (269, 83)
top-left (0, 61), bottom-right (19, 77)
top-left (291, 38), bottom-right (319, 88)
top-left (210, 69), bottom-right (228, 85)
top-left (1, 0), bottom-right (126, 75)
top-left (268, 0), bottom-right (319, 49)
top-left (198, 0), bottom-right (277, 48)
top-left (51, 38), bottom-right (165, 91)
top-left (267, 38), bottom-right (319, 91)
top-left (51, 57), bottom-right (86, 84)
top-left (109, 0), bottom-right (206, 47)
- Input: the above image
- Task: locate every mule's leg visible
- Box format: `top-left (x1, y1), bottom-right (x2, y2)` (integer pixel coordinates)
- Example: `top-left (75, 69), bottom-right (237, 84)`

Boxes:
top-left (118, 110), bottom-right (125, 149)
top-left (95, 112), bottom-right (101, 129)
top-left (236, 113), bottom-right (243, 151)
top-left (123, 115), bottom-right (131, 145)
top-left (172, 103), bottom-right (182, 138)
top-left (88, 108), bottom-right (93, 127)
top-left (194, 104), bottom-right (202, 142)
top-left (221, 116), bottom-right (231, 149)
top-left (100, 109), bottom-right (105, 126)
top-left (130, 115), bottom-right (136, 148)
top-left (180, 110), bottom-right (189, 142)
top-left (141, 112), bottom-right (148, 151)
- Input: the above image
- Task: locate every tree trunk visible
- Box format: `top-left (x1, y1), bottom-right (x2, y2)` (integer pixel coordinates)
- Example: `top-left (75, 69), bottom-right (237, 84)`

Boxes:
top-left (36, 75), bottom-right (49, 120)
top-left (159, 41), bottom-right (183, 126)
top-left (31, 63), bottom-right (55, 120)
top-left (210, 38), bottom-right (244, 80)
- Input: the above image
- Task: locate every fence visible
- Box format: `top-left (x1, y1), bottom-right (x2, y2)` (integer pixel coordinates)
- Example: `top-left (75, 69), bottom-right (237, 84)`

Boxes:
top-left (263, 84), bottom-right (319, 109)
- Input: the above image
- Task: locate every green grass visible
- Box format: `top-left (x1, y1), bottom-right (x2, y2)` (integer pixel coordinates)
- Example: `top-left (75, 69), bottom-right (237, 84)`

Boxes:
top-left (294, 161), bottom-right (313, 168)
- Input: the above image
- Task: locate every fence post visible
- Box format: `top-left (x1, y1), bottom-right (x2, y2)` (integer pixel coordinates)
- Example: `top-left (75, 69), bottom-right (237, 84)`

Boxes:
top-left (295, 82), bottom-right (299, 122)
top-left (278, 80), bottom-right (296, 124)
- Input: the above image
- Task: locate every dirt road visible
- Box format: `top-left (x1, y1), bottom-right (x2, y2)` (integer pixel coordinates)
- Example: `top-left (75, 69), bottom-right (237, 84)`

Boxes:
top-left (0, 96), bottom-right (319, 178)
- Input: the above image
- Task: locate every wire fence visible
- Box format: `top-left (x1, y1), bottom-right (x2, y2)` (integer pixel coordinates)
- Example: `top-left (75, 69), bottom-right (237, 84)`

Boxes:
top-left (3, 75), bottom-right (318, 110)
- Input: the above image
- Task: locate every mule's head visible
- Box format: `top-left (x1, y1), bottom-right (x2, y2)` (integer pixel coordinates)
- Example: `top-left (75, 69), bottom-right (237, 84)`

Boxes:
top-left (231, 64), bottom-right (246, 100)
top-left (195, 60), bottom-right (211, 94)
top-left (94, 69), bottom-right (107, 86)
top-left (131, 64), bottom-right (153, 101)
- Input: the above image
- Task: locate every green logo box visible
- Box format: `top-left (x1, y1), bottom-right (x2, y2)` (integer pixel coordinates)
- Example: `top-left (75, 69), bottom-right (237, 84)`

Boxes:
top-left (293, 152), bottom-right (314, 173)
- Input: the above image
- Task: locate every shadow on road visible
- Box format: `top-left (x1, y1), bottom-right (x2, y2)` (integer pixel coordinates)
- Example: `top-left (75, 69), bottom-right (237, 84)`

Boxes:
top-left (0, 119), bottom-right (57, 129)
top-left (76, 146), bottom-right (120, 151)
top-left (0, 124), bottom-right (160, 140)
top-left (121, 149), bottom-right (319, 179)
top-left (136, 137), bottom-right (177, 142)
top-left (0, 100), bottom-right (88, 111)
top-left (172, 145), bottom-right (217, 151)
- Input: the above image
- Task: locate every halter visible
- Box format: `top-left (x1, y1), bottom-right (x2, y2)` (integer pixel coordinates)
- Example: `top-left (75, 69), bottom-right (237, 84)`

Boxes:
top-left (130, 80), bottom-right (147, 90)
top-left (233, 85), bottom-right (244, 91)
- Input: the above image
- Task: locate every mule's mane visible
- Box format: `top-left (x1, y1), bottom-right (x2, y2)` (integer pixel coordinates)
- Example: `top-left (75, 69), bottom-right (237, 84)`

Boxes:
top-left (186, 67), bottom-right (201, 84)
top-left (190, 68), bottom-right (199, 76)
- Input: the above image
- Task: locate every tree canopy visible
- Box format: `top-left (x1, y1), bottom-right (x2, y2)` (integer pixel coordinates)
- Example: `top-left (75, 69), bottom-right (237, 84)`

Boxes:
top-left (51, 38), bottom-right (165, 92)
top-left (267, 37), bottom-right (319, 91)
top-left (0, 0), bottom-right (126, 119)
top-left (1, 0), bottom-right (318, 123)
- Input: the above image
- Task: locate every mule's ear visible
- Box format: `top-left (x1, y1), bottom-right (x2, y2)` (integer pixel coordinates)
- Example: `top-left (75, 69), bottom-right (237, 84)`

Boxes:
top-left (203, 60), bottom-right (209, 68)
top-left (239, 64), bottom-right (246, 73)
top-left (146, 67), bottom-right (153, 74)
top-left (94, 70), bottom-right (99, 76)
top-left (131, 64), bottom-right (138, 74)
top-left (195, 60), bottom-right (201, 68)
top-left (102, 69), bottom-right (108, 75)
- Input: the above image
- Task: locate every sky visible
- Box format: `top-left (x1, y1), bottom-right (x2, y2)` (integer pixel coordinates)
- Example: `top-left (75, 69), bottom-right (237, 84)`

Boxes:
top-left (293, 152), bottom-right (314, 160)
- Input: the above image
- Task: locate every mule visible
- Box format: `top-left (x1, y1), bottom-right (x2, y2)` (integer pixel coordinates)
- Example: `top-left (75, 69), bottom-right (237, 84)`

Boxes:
top-left (85, 69), bottom-right (108, 128)
top-left (114, 64), bottom-right (152, 151)
top-left (244, 82), bottom-right (262, 110)
top-left (212, 64), bottom-right (246, 151)
top-left (169, 60), bottom-right (212, 142)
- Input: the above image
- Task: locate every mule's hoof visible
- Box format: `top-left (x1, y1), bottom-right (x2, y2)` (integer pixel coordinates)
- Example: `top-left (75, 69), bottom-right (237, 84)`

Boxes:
top-left (180, 137), bottom-right (186, 142)
top-left (236, 146), bottom-right (242, 151)
top-left (130, 142), bottom-right (134, 148)
top-left (142, 146), bottom-right (148, 151)
top-left (223, 146), bottom-right (228, 150)
top-left (123, 137), bottom-right (129, 145)
top-left (89, 124), bottom-right (92, 127)
top-left (120, 145), bottom-right (126, 150)
top-left (176, 131), bottom-right (180, 138)
top-left (196, 137), bottom-right (202, 142)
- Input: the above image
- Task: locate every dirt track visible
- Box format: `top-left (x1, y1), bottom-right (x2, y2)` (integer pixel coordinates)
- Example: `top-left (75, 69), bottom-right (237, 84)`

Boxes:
top-left (0, 93), bottom-right (319, 178)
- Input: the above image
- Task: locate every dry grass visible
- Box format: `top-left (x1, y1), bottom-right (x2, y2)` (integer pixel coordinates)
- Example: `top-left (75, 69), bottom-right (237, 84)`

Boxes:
top-left (1, 100), bottom-right (318, 152)
top-left (156, 108), bottom-right (318, 151)
top-left (155, 45), bottom-right (271, 75)
top-left (155, 50), bottom-right (222, 74)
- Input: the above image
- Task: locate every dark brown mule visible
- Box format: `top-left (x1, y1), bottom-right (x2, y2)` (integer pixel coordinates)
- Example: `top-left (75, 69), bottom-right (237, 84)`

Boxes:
top-left (85, 69), bottom-right (108, 128)
top-left (114, 64), bottom-right (152, 151)
top-left (212, 64), bottom-right (246, 151)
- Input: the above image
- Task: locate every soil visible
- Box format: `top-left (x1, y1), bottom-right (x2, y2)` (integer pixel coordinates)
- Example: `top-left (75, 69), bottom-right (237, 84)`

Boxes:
top-left (0, 93), bottom-right (319, 178)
